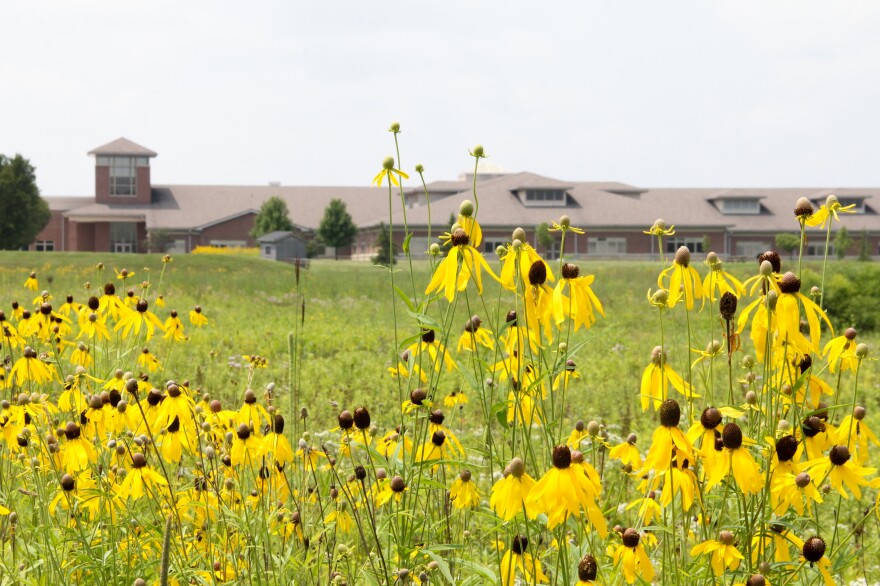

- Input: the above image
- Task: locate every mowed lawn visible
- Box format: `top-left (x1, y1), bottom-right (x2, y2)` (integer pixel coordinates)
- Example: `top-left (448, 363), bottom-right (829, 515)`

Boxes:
top-left (0, 250), bottom-right (876, 442)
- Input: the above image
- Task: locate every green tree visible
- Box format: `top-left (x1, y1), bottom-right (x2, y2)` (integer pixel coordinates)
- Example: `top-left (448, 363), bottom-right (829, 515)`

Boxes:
top-left (317, 198), bottom-right (358, 260)
top-left (775, 233), bottom-right (800, 259)
top-left (536, 222), bottom-right (553, 253)
top-left (371, 222), bottom-right (397, 266)
top-left (0, 154), bottom-right (51, 250)
top-left (142, 229), bottom-right (174, 253)
top-left (251, 196), bottom-right (295, 238)
top-left (858, 230), bottom-right (872, 262)
top-left (834, 226), bottom-right (853, 260)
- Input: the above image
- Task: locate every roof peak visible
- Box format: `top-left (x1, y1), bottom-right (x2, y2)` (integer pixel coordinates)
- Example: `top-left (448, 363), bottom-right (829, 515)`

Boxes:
top-left (88, 137), bottom-right (158, 157)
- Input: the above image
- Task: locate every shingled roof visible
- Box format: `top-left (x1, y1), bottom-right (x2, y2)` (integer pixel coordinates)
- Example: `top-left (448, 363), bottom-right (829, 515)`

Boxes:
top-left (88, 138), bottom-right (158, 157)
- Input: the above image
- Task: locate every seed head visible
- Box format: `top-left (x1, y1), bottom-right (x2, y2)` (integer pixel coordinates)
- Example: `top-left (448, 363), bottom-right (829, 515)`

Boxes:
top-left (659, 399), bottom-right (681, 427)
top-left (450, 228), bottom-right (469, 247)
top-left (622, 528), bottom-right (640, 548)
top-left (719, 292), bottom-right (737, 320)
top-left (61, 474), bottom-right (76, 491)
top-left (778, 272), bottom-right (801, 294)
top-left (794, 197), bottom-right (814, 218)
top-left (459, 469), bottom-right (472, 482)
top-left (759, 251), bottom-right (781, 273)
top-left (353, 407), bottom-right (371, 430)
top-left (429, 409), bottom-right (445, 425)
top-left (674, 246), bottom-right (691, 267)
top-left (131, 453), bottom-right (147, 468)
top-left (508, 457), bottom-right (525, 478)
top-left (512, 227), bottom-right (526, 242)
top-left (459, 200), bottom-right (474, 218)
top-left (747, 574), bottom-right (766, 586)
top-left (431, 430), bottom-right (446, 446)
top-left (471, 144), bottom-right (485, 158)
top-left (409, 388), bottom-right (427, 405)
top-left (855, 343), bottom-right (869, 358)
top-left (382, 156), bottom-right (395, 170)
top-left (700, 407), bottom-right (722, 430)
top-left (390, 475), bottom-right (406, 493)
top-left (775, 435), bottom-right (798, 462)
top-left (561, 263), bottom-right (580, 279)
top-left (722, 423), bottom-right (743, 449)
top-left (719, 530), bottom-right (735, 545)
top-left (854, 406), bottom-right (866, 421)
top-left (528, 260), bottom-right (547, 286)
top-left (802, 536), bottom-right (826, 562)
top-left (795, 472), bottom-right (811, 488)
top-left (577, 554), bottom-right (598, 581)
top-left (829, 445), bottom-right (850, 466)
top-left (552, 444), bottom-right (572, 469)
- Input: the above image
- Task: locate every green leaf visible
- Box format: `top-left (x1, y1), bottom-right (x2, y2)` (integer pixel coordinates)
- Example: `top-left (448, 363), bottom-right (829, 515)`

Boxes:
top-left (423, 549), bottom-right (455, 584)
top-left (402, 231), bottom-right (413, 254)
top-left (405, 309), bottom-right (443, 331)
top-left (393, 285), bottom-right (416, 312)
top-left (492, 400), bottom-right (510, 429)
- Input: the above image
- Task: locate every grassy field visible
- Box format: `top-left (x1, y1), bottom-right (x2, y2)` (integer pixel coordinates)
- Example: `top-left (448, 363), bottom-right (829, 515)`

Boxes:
top-left (0, 249), bottom-right (878, 584)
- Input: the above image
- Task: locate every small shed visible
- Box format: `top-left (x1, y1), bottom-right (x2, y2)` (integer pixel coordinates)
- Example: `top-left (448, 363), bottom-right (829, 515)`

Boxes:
top-left (258, 231), bottom-right (307, 261)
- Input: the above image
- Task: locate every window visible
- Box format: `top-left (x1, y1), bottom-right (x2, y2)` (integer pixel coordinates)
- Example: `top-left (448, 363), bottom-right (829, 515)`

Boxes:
top-left (483, 240), bottom-right (507, 254)
top-left (587, 237), bottom-right (627, 255)
top-left (209, 240), bottom-right (247, 248)
top-left (806, 243), bottom-right (832, 257)
top-left (264, 246), bottom-right (272, 255)
top-left (34, 240), bottom-right (55, 252)
top-left (719, 198), bottom-right (761, 214)
top-left (523, 189), bottom-right (566, 206)
top-left (666, 238), bottom-right (704, 254)
top-left (735, 241), bottom-right (770, 258)
top-left (110, 222), bottom-right (137, 253)
top-left (110, 157), bottom-right (137, 196)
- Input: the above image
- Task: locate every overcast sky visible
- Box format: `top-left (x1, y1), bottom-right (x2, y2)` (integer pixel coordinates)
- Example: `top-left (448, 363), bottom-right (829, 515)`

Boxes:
top-left (2, 1), bottom-right (880, 196)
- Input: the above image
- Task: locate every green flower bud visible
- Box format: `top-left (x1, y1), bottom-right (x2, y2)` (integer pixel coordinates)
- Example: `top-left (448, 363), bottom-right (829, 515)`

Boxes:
top-left (415, 164), bottom-right (424, 173)
top-left (855, 343), bottom-right (869, 358)
top-left (382, 156), bottom-right (395, 170)
top-left (459, 200), bottom-right (474, 218)
top-left (512, 227), bottom-right (526, 242)
top-left (388, 121), bottom-right (400, 133)
top-left (471, 144), bottom-right (484, 157)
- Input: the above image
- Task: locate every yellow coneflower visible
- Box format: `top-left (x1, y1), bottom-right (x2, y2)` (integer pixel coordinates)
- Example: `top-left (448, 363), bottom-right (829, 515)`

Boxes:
top-left (706, 422), bottom-right (763, 495)
top-left (375, 475), bottom-right (407, 507)
top-left (426, 228), bottom-right (498, 302)
top-left (372, 155), bottom-right (409, 187)
top-left (24, 272), bottom-right (39, 292)
top-left (117, 452), bottom-right (169, 501)
top-left (552, 359), bottom-right (580, 391)
top-left (776, 272), bottom-right (832, 355)
top-left (521, 259), bottom-right (555, 343)
top-left (611, 529), bottom-right (654, 585)
top-left (553, 263), bottom-right (605, 331)
top-left (137, 348), bottom-right (161, 372)
top-left (691, 531), bottom-right (744, 576)
top-left (499, 235), bottom-right (555, 292)
top-left (114, 267), bottom-right (135, 281)
top-left (639, 346), bottom-right (696, 411)
top-left (490, 457), bottom-right (538, 521)
top-left (69, 343), bottom-right (92, 368)
top-left (456, 314), bottom-right (493, 352)
top-left (836, 406), bottom-right (879, 465)
top-left (751, 525), bottom-right (804, 567)
top-left (98, 283), bottom-right (126, 321)
top-left (449, 470), bottom-right (480, 509)
top-left (7, 346), bottom-right (58, 387)
top-left (772, 471), bottom-right (823, 516)
top-left (806, 194), bottom-right (858, 229)
top-left (158, 416), bottom-right (195, 463)
top-left (609, 433), bottom-right (643, 470)
top-left (800, 536), bottom-right (836, 586)
top-left (823, 327), bottom-right (859, 374)
top-left (114, 299), bottom-right (166, 340)
top-left (626, 491), bottom-right (662, 525)
top-left (641, 400), bottom-right (695, 474)
top-left (236, 389), bottom-right (271, 433)
top-left (442, 390), bottom-right (468, 408)
top-left (702, 253), bottom-right (745, 308)
top-left (805, 445), bottom-right (876, 499)
top-left (500, 535), bottom-right (548, 586)
top-left (407, 329), bottom-right (455, 374)
top-left (525, 445), bottom-right (606, 534)
top-left (262, 414), bottom-right (294, 465)
top-left (59, 422), bottom-right (97, 474)
top-left (657, 246), bottom-right (703, 310)
top-left (189, 305), bottom-right (208, 327)
top-left (163, 310), bottom-right (187, 342)
top-left (230, 424), bottom-right (262, 466)
top-left (154, 382), bottom-right (195, 429)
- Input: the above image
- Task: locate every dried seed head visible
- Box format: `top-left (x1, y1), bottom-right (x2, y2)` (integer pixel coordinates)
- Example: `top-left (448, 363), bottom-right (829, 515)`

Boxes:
top-left (61, 474), bottom-right (76, 491)
top-left (854, 406), bottom-right (866, 421)
top-left (450, 228), bottom-right (469, 247)
top-left (390, 475), bottom-right (406, 493)
top-left (459, 469), bottom-right (472, 482)
top-left (409, 388), bottom-right (427, 405)
top-left (508, 457), bottom-right (525, 478)
top-left (674, 246), bottom-right (691, 267)
top-left (829, 445), bottom-right (850, 466)
top-left (759, 251), bottom-right (782, 273)
top-left (802, 416), bottom-right (825, 437)
top-left (243, 389), bottom-right (257, 404)
top-left (429, 409), bottom-right (445, 425)
top-left (622, 528), bottom-right (641, 548)
top-left (659, 399), bottom-right (681, 427)
top-left (722, 422), bottom-right (743, 450)
top-left (775, 435), bottom-right (798, 462)
top-left (578, 554), bottom-right (598, 581)
top-left (552, 444), bottom-right (572, 469)
top-left (747, 574), bottom-right (766, 586)
top-left (795, 472), bottom-right (811, 488)
top-left (421, 329), bottom-right (435, 344)
top-left (561, 263), bottom-right (580, 280)
top-left (719, 531), bottom-right (735, 545)
top-left (794, 197), bottom-right (814, 218)
top-left (431, 430), bottom-right (446, 446)
top-left (778, 272), bottom-right (801, 294)
top-left (353, 407), bottom-right (371, 430)
top-left (719, 292), bottom-right (737, 320)
top-left (528, 260), bottom-right (547, 286)
top-left (511, 535), bottom-right (528, 555)
top-left (700, 407), bottom-right (722, 430)
top-left (802, 536), bottom-right (826, 562)
top-left (354, 465), bottom-right (367, 480)
top-left (338, 410), bottom-right (354, 430)
top-left (131, 453), bottom-right (147, 468)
